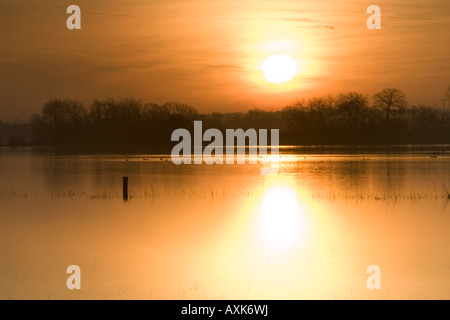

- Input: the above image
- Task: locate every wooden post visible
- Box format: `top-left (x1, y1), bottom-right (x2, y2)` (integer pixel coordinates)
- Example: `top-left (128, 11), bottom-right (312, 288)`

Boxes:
top-left (123, 177), bottom-right (128, 201)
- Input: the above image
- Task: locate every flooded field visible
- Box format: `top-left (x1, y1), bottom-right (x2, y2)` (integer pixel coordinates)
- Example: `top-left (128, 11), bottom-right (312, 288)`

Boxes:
top-left (1, 147), bottom-right (449, 299)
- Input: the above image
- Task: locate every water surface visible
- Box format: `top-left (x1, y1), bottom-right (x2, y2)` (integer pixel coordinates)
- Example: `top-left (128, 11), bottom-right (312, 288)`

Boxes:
top-left (0, 147), bottom-right (449, 299)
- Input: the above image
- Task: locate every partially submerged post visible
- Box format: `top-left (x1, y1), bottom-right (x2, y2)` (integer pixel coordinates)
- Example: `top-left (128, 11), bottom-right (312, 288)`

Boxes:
top-left (123, 177), bottom-right (128, 201)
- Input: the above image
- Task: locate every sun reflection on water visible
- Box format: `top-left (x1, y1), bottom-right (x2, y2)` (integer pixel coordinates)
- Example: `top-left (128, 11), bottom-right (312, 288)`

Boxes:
top-left (257, 178), bottom-right (308, 254)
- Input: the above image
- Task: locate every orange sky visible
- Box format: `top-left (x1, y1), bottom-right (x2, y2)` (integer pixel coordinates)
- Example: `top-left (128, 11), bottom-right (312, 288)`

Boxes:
top-left (0, 0), bottom-right (449, 121)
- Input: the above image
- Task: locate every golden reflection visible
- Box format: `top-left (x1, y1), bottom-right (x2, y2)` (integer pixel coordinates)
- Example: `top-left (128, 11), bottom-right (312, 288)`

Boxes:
top-left (259, 184), bottom-right (306, 251)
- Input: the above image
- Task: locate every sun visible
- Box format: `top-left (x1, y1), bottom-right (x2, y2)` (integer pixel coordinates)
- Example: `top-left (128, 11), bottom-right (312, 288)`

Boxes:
top-left (262, 54), bottom-right (297, 84)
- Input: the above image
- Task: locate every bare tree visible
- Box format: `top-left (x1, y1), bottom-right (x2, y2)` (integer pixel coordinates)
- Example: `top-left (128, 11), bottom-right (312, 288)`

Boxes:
top-left (443, 85), bottom-right (450, 109)
top-left (438, 85), bottom-right (450, 139)
top-left (373, 88), bottom-right (407, 122)
top-left (373, 88), bottom-right (407, 145)
top-left (335, 92), bottom-right (369, 130)
top-left (164, 102), bottom-right (199, 128)
top-left (31, 99), bottom-right (87, 144)
top-left (282, 99), bottom-right (307, 129)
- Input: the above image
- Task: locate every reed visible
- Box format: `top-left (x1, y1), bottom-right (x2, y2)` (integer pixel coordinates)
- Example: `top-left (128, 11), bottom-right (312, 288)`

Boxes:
top-left (1, 183), bottom-right (449, 202)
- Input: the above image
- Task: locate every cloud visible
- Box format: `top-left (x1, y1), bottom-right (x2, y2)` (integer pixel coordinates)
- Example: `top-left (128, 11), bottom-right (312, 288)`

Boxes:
top-left (191, 64), bottom-right (247, 70)
top-left (296, 25), bottom-right (335, 30)
top-left (85, 11), bottom-right (142, 18)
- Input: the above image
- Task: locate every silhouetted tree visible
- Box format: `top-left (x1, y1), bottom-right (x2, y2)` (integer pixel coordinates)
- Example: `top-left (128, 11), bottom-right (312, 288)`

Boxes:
top-left (143, 103), bottom-right (170, 123)
top-left (373, 88), bottom-right (407, 145)
top-left (0, 120), bottom-right (3, 145)
top-left (282, 99), bottom-right (307, 127)
top-left (335, 92), bottom-right (370, 143)
top-left (443, 86), bottom-right (450, 108)
top-left (439, 85), bottom-right (450, 141)
top-left (31, 99), bottom-right (87, 144)
top-left (408, 105), bottom-right (441, 144)
top-left (164, 102), bottom-right (199, 130)
top-left (282, 96), bottom-right (338, 144)
top-left (306, 96), bottom-right (336, 135)
top-left (26, 92), bottom-right (450, 148)
top-left (141, 103), bottom-right (171, 142)
top-left (244, 108), bottom-right (284, 130)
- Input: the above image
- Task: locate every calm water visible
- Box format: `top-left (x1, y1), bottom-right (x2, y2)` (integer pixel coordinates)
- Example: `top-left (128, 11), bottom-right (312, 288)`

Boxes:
top-left (0, 147), bottom-right (449, 299)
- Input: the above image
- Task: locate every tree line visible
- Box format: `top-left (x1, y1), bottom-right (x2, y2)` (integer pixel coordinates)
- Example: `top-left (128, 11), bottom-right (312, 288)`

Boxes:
top-left (1, 87), bottom-right (449, 148)
top-left (29, 99), bottom-right (199, 147)
top-left (281, 88), bottom-right (450, 145)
